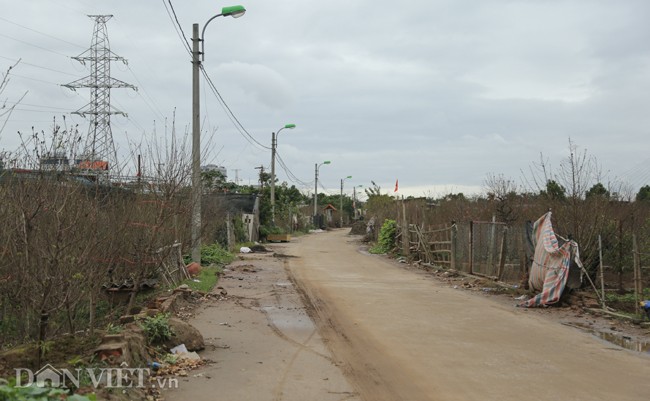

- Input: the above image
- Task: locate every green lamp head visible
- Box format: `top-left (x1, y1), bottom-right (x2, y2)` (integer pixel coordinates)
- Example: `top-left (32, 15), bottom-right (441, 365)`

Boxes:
top-left (222, 5), bottom-right (246, 18)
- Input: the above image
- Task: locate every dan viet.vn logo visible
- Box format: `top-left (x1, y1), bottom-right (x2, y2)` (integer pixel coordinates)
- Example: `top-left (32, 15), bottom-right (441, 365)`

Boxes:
top-left (15, 363), bottom-right (178, 389)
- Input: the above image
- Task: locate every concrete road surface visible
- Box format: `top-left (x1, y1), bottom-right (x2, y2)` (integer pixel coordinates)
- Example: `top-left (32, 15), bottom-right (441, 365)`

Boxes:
top-left (288, 229), bottom-right (650, 401)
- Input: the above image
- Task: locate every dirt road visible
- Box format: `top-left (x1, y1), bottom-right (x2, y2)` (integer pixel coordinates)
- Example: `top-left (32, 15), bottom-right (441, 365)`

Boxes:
top-left (288, 230), bottom-right (650, 401)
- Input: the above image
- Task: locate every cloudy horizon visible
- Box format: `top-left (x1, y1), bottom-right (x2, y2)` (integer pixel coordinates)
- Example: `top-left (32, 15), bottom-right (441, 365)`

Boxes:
top-left (1, 0), bottom-right (650, 199)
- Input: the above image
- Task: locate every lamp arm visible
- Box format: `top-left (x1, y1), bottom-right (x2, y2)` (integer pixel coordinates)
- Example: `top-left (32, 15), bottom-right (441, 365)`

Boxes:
top-left (201, 13), bottom-right (224, 61)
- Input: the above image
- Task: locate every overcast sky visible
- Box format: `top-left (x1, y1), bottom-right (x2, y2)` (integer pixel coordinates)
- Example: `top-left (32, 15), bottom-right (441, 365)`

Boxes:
top-left (1, 0), bottom-right (650, 198)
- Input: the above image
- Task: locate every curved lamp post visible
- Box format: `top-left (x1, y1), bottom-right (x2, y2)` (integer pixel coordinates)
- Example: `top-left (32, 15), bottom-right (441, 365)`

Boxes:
top-left (191, 5), bottom-right (246, 264)
top-left (314, 161), bottom-right (331, 219)
top-left (271, 123), bottom-right (296, 225)
top-left (340, 175), bottom-right (352, 227)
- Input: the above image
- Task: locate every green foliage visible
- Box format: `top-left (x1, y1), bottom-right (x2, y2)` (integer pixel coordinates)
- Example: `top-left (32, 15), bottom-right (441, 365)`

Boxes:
top-left (370, 219), bottom-right (397, 254)
top-left (105, 322), bottom-right (123, 335)
top-left (636, 185), bottom-right (650, 202)
top-left (233, 217), bottom-right (247, 243)
top-left (605, 288), bottom-right (650, 304)
top-left (139, 313), bottom-right (173, 344)
top-left (259, 225), bottom-right (283, 238)
top-left (541, 180), bottom-right (566, 201)
top-left (163, 353), bottom-right (178, 365)
top-left (181, 266), bottom-right (221, 293)
top-left (183, 243), bottom-right (234, 266)
top-left (586, 182), bottom-right (610, 199)
top-left (200, 243), bottom-right (234, 265)
top-left (0, 382), bottom-right (95, 401)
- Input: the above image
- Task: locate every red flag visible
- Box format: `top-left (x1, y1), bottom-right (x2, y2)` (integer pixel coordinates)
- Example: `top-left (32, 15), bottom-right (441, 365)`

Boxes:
top-left (394, 179), bottom-right (399, 192)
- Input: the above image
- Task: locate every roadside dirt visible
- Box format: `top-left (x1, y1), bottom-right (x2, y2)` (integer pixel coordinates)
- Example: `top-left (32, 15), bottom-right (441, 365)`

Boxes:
top-left (288, 229), bottom-right (650, 401)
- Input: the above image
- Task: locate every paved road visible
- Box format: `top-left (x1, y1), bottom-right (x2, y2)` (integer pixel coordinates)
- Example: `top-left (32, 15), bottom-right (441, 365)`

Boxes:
top-left (163, 249), bottom-right (360, 401)
top-left (287, 230), bottom-right (650, 401)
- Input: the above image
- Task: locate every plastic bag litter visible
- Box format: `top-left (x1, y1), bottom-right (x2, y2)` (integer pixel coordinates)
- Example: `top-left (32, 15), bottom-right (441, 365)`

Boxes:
top-left (171, 344), bottom-right (188, 354)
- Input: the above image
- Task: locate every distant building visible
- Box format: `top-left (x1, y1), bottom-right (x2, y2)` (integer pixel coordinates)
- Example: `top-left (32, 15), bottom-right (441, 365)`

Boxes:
top-left (201, 164), bottom-right (227, 180)
top-left (40, 151), bottom-right (70, 171)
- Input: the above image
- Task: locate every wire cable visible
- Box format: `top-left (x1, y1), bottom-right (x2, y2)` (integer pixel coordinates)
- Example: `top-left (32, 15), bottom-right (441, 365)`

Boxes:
top-left (0, 16), bottom-right (86, 49)
top-left (0, 32), bottom-right (70, 58)
top-left (0, 55), bottom-right (79, 77)
top-left (162, 0), bottom-right (192, 55)
top-left (200, 66), bottom-right (270, 150)
top-left (276, 151), bottom-right (314, 187)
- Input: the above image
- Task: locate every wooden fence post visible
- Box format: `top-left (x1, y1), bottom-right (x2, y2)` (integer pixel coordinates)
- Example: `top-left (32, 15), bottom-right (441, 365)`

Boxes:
top-left (402, 198), bottom-right (409, 256)
top-left (450, 222), bottom-right (457, 271)
top-left (598, 235), bottom-right (606, 310)
top-left (633, 234), bottom-right (641, 316)
top-left (497, 227), bottom-right (507, 281)
top-left (468, 221), bottom-right (474, 275)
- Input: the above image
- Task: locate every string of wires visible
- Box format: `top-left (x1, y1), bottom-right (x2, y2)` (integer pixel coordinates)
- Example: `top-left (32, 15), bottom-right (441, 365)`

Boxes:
top-left (162, 0), bottom-right (192, 55)
top-left (199, 66), bottom-right (270, 150)
top-left (275, 151), bottom-right (314, 188)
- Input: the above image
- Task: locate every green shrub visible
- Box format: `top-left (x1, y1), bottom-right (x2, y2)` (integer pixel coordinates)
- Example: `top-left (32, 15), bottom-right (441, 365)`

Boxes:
top-left (139, 313), bottom-right (173, 344)
top-left (0, 382), bottom-right (95, 401)
top-left (201, 243), bottom-right (235, 265)
top-left (369, 219), bottom-right (397, 254)
top-left (183, 243), bottom-right (235, 266)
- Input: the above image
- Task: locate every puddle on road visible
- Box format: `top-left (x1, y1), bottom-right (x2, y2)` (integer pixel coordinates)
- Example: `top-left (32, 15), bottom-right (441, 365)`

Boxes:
top-left (563, 322), bottom-right (650, 354)
top-left (259, 305), bottom-right (314, 334)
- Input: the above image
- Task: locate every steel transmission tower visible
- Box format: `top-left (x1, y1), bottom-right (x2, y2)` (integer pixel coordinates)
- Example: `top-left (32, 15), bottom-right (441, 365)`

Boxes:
top-left (63, 15), bottom-right (136, 174)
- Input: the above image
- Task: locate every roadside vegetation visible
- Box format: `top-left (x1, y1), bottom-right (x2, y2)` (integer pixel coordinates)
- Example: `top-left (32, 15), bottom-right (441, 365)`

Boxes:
top-left (362, 140), bottom-right (650, 317)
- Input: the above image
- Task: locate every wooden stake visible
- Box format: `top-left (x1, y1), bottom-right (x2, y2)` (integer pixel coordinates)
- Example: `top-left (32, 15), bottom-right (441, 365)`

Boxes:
top-left (598, 235), bottom-right (606, 310)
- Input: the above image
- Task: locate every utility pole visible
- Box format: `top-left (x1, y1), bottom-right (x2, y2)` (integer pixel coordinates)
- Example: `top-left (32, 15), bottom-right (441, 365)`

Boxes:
top-left (271, 131), bottom-right (277, 224)
top-left (191, 23), bottom-right (201, 264)
top-left (233, 168), bottom-right (241, 185)
top-left (270, 124), bottom-right (295, 226)
top-left (313, 161), bottom-right (331, 223)
top-left (340, 175), bottom-right (352, 227)
top-left (255, 165), bottom-right (265, 190)
top-left (314, 163), bottom-right (318, 217)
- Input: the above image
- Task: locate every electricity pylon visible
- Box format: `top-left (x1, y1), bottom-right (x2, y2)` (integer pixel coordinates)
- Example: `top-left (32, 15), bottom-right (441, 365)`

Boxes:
top-left (63, 15), bottom-right (136, 175)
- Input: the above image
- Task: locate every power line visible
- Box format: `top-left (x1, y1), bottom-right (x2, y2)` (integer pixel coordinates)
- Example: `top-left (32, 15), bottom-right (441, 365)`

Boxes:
top-left (276, 151), bottom-right (314, 188)
top-left (0, 55), bottom-right (79, 77)
top-left (0, 32), bottom-right (70, 58)
top-left (7, 72), bottom-right (63, 86)
top-left (161, 0), bottom-right (192, 55)
top-left (200, 66), bottom-right (270, 150)
top-left (0, 16), bottom-right (85, 49)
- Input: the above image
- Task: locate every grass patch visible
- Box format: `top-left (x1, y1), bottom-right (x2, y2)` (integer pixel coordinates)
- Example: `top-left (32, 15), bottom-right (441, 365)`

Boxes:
top-left (605, 288), bottom-right (650, 303)
top-left (182, 266), bottom-right (221, 293)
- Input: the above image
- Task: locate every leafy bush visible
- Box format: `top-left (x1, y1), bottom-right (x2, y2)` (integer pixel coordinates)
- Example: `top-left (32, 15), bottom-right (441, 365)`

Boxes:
top-left (200, 243), bottom-right (235, 265)
top-left (183, 243), bottom-right (235, 266)
top-left (139, 313), bottom-right (173, 344)
top-left (0, 382), bottom-right (95, 401)
top-left (259, 225), bottom-right (284, 238)
top-left (370, 219), bottom-right (397, 254)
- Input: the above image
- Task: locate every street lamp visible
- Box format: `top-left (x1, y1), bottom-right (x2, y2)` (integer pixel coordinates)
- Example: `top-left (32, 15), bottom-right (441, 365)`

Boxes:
top-left (270, 123), bottom-right (296, 225)
top-left (191, 5), bottom-right (246, 264)
top-left (314, 160), bottom-right (331, 221)
top-left (340, 175), bottom-right (352, 227)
